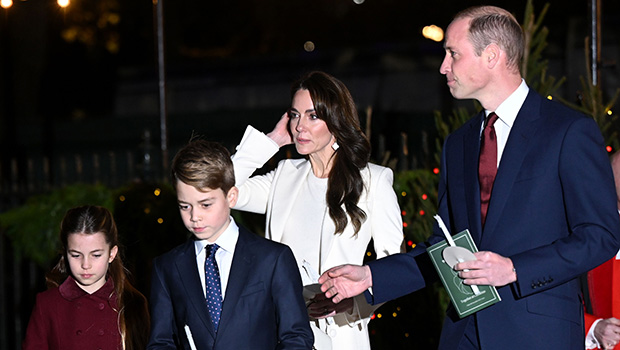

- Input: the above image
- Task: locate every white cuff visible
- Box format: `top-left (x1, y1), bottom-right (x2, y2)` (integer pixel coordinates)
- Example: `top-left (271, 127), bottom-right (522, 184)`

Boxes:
top-left (586, 319), bottom-right (603, 349)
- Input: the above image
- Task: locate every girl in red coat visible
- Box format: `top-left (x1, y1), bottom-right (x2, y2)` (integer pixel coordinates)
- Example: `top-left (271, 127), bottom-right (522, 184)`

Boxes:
top-left (22, 205), bottom-right (149, 350)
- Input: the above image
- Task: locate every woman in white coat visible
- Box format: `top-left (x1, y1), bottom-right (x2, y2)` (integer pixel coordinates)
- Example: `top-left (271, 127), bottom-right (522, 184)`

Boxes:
top-left (232, 71), bottom-right (404, 350)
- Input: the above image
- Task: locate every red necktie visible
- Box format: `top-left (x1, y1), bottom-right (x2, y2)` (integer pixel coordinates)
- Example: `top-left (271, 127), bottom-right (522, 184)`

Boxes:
top-left (479, 112), bottom-right (499, 227)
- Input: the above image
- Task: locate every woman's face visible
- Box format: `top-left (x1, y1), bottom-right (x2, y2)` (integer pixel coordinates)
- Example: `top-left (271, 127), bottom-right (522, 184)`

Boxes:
top-left (288, 89), bottom-right (335, 159)
top-left (67, 232), bottom-right (117, 294)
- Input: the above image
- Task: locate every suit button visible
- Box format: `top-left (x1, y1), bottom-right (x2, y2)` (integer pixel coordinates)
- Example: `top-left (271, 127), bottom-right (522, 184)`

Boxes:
top-left (76, 330), bottom-right (82, 336)
top-left (99, 303), bottom-right (105, 310)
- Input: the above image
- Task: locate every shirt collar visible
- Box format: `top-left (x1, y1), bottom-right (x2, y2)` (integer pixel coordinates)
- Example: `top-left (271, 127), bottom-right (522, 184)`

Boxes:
top-left (194, 216), bottom-right (239, 256)
top-left (59, 275), bottom-right (116, 301)
top-left (487, 79), bottom-right (529, 128)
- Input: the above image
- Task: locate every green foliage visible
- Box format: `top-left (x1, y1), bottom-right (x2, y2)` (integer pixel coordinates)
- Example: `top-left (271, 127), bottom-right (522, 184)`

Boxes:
top-left (113, 181), bottom-right (188, 261)
top-left (556, 37), bottom-right (620, 151)
top-left (112, 181), bottom-right (188, 292)
top-left (521, 1), bottom-right (566, 96)
top-left (394, 169), bottom-right (438, 244)
top-left (0, 183), bottom-right (115, 267)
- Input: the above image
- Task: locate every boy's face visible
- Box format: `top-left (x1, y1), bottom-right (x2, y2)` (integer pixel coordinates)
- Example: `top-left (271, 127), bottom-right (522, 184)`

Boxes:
top-left (176, 181), bottom-right (238, 242)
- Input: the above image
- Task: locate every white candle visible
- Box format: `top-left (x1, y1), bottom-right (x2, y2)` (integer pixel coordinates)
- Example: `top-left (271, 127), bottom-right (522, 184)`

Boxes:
top-left (434, 215), bottom-right (455, 246)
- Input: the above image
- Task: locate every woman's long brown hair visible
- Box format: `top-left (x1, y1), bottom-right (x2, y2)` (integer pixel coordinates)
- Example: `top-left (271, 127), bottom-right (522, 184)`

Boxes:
top-left (290, 71), bottom-right (371, 236)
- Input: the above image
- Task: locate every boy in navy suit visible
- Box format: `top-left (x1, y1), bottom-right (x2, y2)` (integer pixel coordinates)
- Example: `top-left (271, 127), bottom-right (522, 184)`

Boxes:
top-left (147, 140), bottom-right (313, 350)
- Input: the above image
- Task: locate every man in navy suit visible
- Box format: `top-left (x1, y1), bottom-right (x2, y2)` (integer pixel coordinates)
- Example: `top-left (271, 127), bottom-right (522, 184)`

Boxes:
top-left (319, 5), bottom-right (620, 349)
top-left (147, 140), bottom-right (313, 350)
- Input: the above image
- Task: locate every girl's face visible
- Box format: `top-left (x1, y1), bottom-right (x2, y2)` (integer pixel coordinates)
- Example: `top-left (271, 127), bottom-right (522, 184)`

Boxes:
top-left (67, 232), bottom-right (118, 294)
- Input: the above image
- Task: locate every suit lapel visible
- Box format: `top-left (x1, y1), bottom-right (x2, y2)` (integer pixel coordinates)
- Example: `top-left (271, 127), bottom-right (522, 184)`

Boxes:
top-left (175, 240), bottom-right (217, 338)
top-left (269, 160), bottom-right (312, 242)
top-left (217, 228), bottom-right (254, 336)
top-left (481, 92), bottom-right (543, 242)
top-left (463, 112), bottom-right (484, 242)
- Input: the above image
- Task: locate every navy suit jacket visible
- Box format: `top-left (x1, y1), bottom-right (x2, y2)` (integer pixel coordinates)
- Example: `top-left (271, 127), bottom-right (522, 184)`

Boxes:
top-left (367, 91), bottom-right (620, 349)
top-left (147, 226), bottom-right (313, 350)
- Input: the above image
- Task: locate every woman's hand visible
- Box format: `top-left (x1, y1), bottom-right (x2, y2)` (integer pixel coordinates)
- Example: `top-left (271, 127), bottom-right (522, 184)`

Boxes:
top-left (306, 291), bottom-right (355, 319)
top-left (266, 112), bottom-right (293, 147)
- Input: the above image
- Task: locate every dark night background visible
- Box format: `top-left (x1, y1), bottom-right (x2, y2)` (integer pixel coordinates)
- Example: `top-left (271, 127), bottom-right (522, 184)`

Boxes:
top-left (0, 0), bottom-right (619, 349)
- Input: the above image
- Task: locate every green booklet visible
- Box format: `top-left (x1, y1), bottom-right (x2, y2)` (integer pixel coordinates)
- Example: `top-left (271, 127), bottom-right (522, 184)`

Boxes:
top-left (426, 229), bottom-right (501, 318)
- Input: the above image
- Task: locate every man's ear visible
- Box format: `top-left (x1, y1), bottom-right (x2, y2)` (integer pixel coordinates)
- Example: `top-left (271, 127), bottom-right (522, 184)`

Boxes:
top-left (485, 44), bottom-right (501, 68)
top-left (227, 186), bottom-right (239, 208)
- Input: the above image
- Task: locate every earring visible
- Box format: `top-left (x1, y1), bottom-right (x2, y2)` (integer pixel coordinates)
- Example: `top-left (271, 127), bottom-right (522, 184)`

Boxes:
top-left (332, 141), bottom-right (340, 151)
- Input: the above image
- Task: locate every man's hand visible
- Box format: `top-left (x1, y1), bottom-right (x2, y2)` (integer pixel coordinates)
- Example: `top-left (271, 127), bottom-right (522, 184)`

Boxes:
top-left (318, 264), bottom-right (372, 303)
top-left (455, 251), bottom-right (517, 287)
top-left (595, 317), bottom-right (620, 350)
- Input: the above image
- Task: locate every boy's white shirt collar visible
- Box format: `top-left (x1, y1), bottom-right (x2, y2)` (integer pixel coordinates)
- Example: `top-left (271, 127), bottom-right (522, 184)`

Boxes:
top-left (194, 216), bottom-right (239, 255)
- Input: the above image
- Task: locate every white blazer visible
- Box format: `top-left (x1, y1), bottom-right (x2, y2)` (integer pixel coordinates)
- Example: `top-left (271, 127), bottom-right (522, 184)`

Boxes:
top-left (232, 126), bottom-right (404, 350)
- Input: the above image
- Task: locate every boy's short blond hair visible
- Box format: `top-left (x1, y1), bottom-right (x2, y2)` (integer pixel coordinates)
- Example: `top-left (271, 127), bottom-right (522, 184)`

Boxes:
top-left (171, 140), bottom-right (235, 194)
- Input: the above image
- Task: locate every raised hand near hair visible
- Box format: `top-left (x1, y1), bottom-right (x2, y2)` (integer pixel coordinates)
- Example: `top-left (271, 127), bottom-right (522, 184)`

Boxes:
top-left (266, 112), bottom-right (293, 147)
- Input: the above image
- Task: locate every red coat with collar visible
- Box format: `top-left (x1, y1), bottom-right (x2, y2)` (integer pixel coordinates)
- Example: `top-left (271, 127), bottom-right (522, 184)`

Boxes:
top-left (585, 252), bottom-right (620, 349)
top-left (22, 276), bottom-right (122, 350)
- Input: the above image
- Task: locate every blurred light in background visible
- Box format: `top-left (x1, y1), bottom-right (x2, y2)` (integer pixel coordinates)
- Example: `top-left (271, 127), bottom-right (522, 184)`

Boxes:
top-left (304, 41), bottom-right (315, 52)
top-left (422, 25), bottom-right (444, 42)
top-left (58, 0), bottom-right (69, 8)
top-left (1, 0), bottom-right (12, 9)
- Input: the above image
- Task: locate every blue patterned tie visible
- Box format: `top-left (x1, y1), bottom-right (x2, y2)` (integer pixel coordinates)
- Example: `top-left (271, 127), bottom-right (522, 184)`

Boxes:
top-left (204, 244), bottom-right (222, 332)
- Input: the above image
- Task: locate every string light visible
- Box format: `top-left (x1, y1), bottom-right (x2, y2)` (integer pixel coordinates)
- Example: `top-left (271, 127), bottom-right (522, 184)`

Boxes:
top-left (1, 0), bottom-right (12, 9)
